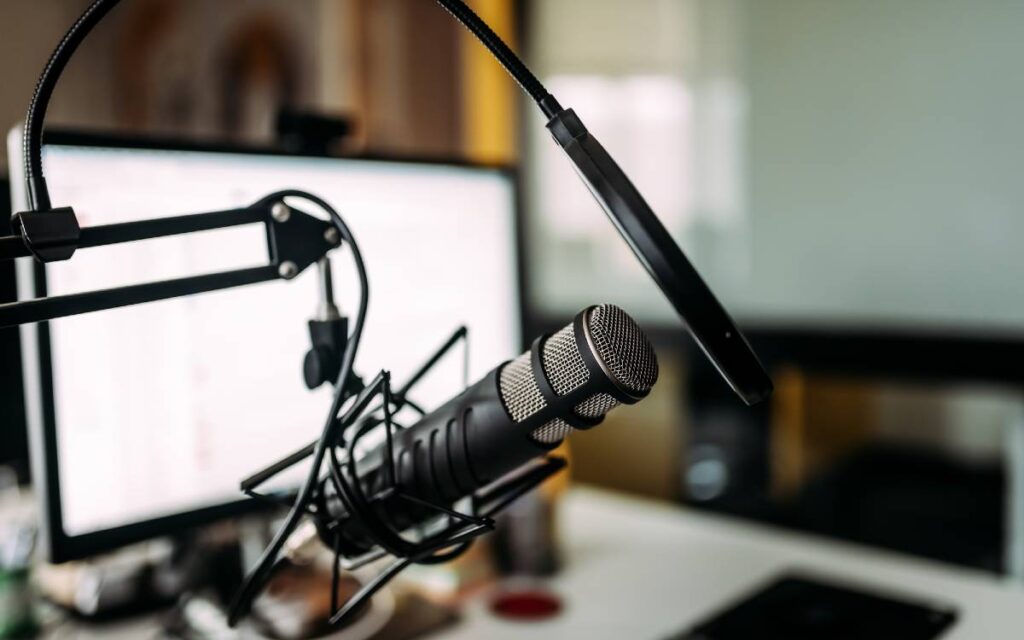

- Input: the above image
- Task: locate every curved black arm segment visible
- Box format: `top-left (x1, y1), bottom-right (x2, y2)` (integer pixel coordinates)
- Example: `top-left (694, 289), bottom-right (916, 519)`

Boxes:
top-left (227, 190), bottom-right (371, 628)
top-left (547, 109), bottom-right (773, 405)
top-left (430, 1), bottom-right (770, 404)
top-left (433, 0), bottom-right (562, 118)
top-left (23, 0), bottom-right (123, 212)
top-left (24, 0), bottom-right (557, 210)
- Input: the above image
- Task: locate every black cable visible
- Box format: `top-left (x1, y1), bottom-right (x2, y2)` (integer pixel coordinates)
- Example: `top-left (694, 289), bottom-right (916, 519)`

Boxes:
top-left (228, 191), bottom-right (369, 626)
top-left (340, 404), bottom-right (418, 558)
top-left (23, 0), bottom-right (123, 212)
top-left (433, 0), bottom-right (562, 119)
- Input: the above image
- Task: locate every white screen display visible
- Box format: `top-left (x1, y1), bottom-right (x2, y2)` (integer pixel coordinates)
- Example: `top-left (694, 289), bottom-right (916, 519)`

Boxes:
top-left (21, 144), bottom-right (520, 537)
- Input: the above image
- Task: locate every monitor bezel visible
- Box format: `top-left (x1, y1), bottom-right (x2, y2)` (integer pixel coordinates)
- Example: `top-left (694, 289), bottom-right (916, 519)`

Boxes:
top-left (15, 129), bottom-right (527, 563)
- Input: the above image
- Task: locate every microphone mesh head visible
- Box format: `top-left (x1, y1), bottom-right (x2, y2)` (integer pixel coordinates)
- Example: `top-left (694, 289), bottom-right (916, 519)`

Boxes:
top-left (587, 304), bottom-right (659, 395)
top-left (574, 393), bottom-right (618, 418)
top-left (540, 325), bottom-right (589, 395)
top-left (498, 353), bottom-right (545, 422)
top-left (498, 304), bottom-right (658, 445)
top-left (531, 418), bottom-right (574, 445)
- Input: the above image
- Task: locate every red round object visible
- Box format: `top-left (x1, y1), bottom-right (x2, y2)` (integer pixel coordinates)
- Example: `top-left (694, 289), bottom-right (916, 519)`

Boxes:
top-left (490, 590), bottom-right (564, 621)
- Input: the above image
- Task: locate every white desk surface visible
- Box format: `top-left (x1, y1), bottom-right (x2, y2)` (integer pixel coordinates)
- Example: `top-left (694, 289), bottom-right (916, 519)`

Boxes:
top-left (444, 486), bottom-right (1024, 639)
top-left (37, 486), bottom-right (1024, 639)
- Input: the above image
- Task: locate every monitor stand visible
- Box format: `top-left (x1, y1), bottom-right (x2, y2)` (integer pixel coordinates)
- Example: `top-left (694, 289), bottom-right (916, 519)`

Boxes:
top-left (34, 528), bottom-right (249, 630)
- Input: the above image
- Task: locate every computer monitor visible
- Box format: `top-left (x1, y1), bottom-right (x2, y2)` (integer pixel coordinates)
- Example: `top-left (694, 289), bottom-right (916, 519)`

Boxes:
top-left (0, 176), bottom-right (30, 485)
top-left (8, 131), bottom-right (523, 562)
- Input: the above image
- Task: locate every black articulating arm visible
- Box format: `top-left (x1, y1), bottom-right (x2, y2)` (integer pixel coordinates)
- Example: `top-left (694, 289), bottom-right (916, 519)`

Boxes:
top-left (0, 193), bottom-right (340, 328)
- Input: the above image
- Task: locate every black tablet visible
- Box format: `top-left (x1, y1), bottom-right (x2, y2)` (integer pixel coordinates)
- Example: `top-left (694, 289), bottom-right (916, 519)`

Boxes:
top-left (678, 573), bottom-right (957, 640)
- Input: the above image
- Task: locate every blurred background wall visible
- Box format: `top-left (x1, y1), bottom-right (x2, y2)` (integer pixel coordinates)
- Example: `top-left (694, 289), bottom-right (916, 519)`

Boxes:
top-left (0, 0), bottom-right (483, 163)
top-left (532, 0), bottom-right (1024, 576)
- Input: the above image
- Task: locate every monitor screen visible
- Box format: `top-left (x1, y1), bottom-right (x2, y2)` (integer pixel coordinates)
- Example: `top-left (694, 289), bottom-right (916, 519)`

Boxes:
top-left (0, 177), bottom-right (30, 485)
top-left (12, 137), bottom-right (521, 546)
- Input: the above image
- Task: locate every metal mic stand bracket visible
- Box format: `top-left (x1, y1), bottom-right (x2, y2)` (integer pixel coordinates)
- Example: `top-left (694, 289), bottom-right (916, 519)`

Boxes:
top-left (237, 324), bottom-right (568, 627)
top-left (0, 192), bottom-right (341, 328)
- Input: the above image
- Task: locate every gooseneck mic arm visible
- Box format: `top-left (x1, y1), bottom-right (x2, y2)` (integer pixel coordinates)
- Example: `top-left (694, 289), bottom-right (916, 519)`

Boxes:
top-left (23, 0), bottom-right (122, 213)
top-left (15, 0), bottom-right (559, 220)
top-left (433, 0), bottom-right (562, 118)
top-left (437, 0), bottom-right (772, 404)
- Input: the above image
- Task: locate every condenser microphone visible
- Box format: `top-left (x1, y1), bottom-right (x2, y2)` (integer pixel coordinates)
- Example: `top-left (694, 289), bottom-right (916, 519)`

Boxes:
top-left (313, 304), bottom-right (658, 558)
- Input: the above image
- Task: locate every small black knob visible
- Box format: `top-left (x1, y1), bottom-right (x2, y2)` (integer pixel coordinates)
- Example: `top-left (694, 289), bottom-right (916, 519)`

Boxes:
top-left (303, 347), bottom-right (336, 389)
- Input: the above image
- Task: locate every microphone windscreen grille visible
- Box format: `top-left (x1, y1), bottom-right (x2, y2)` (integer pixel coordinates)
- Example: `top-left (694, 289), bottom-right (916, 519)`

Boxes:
top-left (541, 324), bottom-right (590, 395)
top-left (575, 392), bottom-right (619, 418)
top-left (532, 419), bottom-right (573, 444)
top-left (500, 305), bottom-right (658, 446)
top-left (588, 304), bottom-right (659, 395)
top-left (498, 352), bottom-right (546, 422)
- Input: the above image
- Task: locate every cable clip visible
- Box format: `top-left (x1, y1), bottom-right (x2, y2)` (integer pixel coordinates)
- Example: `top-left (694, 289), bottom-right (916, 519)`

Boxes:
top-left (12, 207), bottom-right (81, 262)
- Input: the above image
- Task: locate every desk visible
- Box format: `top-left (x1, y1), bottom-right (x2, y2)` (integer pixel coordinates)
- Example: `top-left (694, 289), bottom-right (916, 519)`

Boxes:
top-left (448, 487), bottom-right (1024, 639)
top-left (39, 487), bottom-right (1024, 639)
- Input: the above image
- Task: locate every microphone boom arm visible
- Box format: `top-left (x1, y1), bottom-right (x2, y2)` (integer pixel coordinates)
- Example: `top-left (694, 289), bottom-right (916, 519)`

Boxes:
top-left (0, 192), bottom-right (341, 328)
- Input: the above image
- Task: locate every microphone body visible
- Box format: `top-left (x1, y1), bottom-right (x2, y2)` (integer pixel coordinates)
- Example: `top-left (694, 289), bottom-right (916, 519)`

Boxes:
top-left (315, 304), bottom-right (659, 558)
top-left (317, 367), bottom-right (526, 556)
